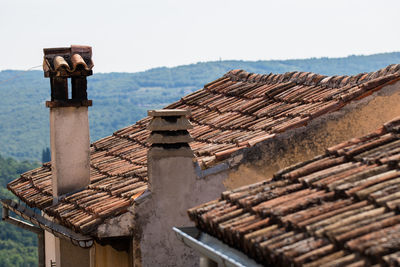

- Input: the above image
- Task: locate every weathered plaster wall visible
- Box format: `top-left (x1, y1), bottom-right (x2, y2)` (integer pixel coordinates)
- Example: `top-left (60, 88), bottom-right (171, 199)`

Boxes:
top-left (93, 242), bottom-right (130, 267)
top-left (44, 231), bottom-right (56, 267)
top-left (96, 206), bottom-right (135, 239)
top-left (224, 81), bottom-right (400, 189)
top-left (135, 153), bottom-right (228, 267)
top-left (50, 107), bottom-right (90, 197)
top-left (58, 237), bottom-right (90, 267)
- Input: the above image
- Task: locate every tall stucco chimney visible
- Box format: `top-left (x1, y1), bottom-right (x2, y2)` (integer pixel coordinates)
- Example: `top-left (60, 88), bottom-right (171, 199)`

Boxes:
top-left (43, 45), bottom-right (94, 199)
top-left (139, 109), bottom-right (198, 266)
top-left (147, 109), bottom-right (194, 192)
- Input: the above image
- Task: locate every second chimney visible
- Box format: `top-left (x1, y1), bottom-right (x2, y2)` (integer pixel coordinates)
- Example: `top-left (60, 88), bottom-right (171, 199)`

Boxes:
top-left (141, 109), bottom-right (198, 266)
top-left (43, 45), bottom-right (94, 199)
top-left (146, 109), bottom-right (194, 192)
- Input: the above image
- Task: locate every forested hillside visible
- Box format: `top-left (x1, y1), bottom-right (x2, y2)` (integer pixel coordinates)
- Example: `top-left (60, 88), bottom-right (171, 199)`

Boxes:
top-left (0, 155), bottom-right (38, 267)
top-left (1, 52), bottom-right (400, 161)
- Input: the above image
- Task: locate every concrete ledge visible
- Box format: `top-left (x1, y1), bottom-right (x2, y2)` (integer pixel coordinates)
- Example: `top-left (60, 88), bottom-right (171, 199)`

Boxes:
top-left (148, 117), bottom-right (193, 131)
top-left (148, 109), bottom-right (191, 117)
top-left (46, 100), bottom-right (92, 108)
top-left (148, 146), bottom-right (194, 158)
top-left (148, 132), bottom-right (193, 144)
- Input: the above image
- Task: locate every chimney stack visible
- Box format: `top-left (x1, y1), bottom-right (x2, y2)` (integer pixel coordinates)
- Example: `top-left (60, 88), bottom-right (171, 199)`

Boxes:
top-left (147, 109), bottom-right (194, 191)
top-left (43, 45), bottom-right (94, 199)
top-left (140, 109), bottom-right (199, 266)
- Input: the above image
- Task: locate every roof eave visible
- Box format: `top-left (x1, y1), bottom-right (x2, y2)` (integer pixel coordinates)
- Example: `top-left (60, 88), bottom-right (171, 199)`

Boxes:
top-left (0, 199), bottom-right (94, 248)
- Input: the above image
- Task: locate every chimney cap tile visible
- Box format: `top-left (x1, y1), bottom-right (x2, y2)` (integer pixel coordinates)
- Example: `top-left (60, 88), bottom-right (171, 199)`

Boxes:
top-left (43, 45), bottom-right (94, 77)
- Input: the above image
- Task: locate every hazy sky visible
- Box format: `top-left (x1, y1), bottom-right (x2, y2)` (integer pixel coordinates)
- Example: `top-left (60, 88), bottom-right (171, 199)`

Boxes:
top-left (1, 0), bottom-right (399, 73)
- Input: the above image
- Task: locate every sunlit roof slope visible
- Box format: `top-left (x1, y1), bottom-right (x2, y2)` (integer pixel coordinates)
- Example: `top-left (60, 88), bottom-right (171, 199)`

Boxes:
top-left (8, 64), bottom-right (400, 235)
top-left (188, 116), bottom-right (400, 266)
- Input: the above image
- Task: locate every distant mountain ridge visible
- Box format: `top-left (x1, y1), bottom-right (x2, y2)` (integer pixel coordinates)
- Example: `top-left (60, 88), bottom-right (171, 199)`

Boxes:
top-left (1, 52), bottom-right (400, 161)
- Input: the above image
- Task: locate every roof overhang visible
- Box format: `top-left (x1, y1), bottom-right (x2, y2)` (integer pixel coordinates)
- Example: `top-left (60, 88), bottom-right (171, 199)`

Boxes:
top-left (173, 226), bottom-right (262, 267)
top-left (1, 199), bottom-right (94, 248)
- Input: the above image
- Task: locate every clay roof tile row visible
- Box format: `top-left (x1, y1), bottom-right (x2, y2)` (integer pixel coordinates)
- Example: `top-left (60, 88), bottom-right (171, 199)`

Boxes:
top-left (188, 116), bottom-right (400, 266)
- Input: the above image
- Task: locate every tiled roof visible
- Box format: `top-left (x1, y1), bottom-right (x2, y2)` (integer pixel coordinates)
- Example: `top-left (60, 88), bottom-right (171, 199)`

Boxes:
top-left (188, 117), bottom-right (400, 266)
top-left (8, 64), bottom-right (400, 236)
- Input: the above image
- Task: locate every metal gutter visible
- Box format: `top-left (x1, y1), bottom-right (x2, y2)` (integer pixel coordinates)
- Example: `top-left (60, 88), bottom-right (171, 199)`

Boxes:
top-left (194, 149), bottom-right (247, 179)
top-left (1, 199), bottom-right (94, 248)
top-left (173, 226), bottom-right (262, 267)
top-left (133, 189), bottom-right (152, 204)
top-left (195, 162), bottom-right (230, 178)
top-left (2, 204), bottom-right (45, 267)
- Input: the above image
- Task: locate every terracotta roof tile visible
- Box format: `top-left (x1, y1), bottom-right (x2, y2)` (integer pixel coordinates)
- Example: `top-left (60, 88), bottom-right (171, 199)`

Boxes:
top-left (8, 64), bottom-right (400, 236)
top-left (188, 117), bottom-right (400, 266)
top-left (42, 45), bottom-right (94, 76)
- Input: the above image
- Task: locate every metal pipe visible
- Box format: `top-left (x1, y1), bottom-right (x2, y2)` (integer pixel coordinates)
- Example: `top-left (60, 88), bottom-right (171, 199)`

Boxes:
top-left (3, 214), bottom-right (42, 234)
top-left (2, 204), bottom-right (9, 219)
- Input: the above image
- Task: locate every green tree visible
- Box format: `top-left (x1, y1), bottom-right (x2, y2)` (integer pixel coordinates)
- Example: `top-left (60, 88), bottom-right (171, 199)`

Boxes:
top-left (0, 155), bottom-right (39, 267)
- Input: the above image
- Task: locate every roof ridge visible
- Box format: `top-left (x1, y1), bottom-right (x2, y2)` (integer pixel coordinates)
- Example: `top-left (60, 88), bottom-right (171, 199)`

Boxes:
top-left (224, 63), bottom-right (400, 88)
